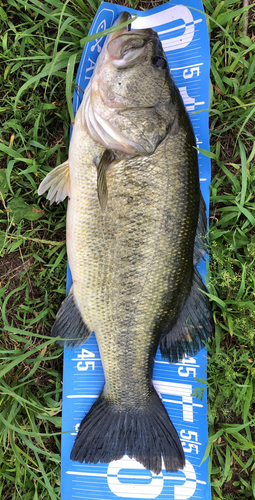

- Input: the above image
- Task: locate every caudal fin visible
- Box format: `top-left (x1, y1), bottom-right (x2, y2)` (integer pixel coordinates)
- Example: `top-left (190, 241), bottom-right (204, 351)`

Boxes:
top-left (70, 387), bottom-right (185, 475)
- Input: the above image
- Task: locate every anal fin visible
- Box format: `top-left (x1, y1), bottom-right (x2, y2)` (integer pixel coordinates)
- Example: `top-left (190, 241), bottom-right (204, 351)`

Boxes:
top-left (38, 160), bottom-right (70, 204)
top-left (160, 268), bottom-right (213, 363)
top-left (52, 286), bottom-right (91, 347)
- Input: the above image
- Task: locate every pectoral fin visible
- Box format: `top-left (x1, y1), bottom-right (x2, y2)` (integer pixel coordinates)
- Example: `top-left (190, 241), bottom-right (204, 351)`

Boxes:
top-left (38, 160), bottom-right (70, 204)
top-left (96, 150), bottom-right (114, 211)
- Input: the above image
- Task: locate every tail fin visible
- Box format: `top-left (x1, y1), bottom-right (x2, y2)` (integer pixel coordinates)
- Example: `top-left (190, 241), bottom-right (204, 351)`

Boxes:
top-left (70, 388), bottom-right (185, 475)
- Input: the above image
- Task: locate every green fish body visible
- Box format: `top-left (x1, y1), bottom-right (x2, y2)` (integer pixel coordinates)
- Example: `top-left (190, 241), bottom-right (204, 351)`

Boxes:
top-left (38, 12), bottom-right (212, 475)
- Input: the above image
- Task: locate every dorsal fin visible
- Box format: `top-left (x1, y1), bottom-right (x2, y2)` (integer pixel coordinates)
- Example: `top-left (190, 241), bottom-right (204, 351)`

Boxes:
top-left (160, 268), bottom-right (213, 363)
top-left (193, 191), bottom-right (208, 265)
top-left (38, 160), bottom-right (70, 204)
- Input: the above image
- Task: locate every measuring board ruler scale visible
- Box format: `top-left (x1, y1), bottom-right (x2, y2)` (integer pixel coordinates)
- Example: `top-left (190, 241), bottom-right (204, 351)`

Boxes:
top-left (61, 2), bottom-right (211, 499)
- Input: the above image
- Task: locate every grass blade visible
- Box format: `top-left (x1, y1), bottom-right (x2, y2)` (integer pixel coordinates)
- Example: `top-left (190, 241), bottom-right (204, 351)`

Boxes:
top-left (239, 139), bottom-right (247, 207)
top-left (66, 53), bottom-right (77, 122)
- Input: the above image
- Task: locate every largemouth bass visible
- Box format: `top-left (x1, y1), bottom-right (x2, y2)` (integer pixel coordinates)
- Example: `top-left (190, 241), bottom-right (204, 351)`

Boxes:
top-left (38, 12), bottom-right (212, 475)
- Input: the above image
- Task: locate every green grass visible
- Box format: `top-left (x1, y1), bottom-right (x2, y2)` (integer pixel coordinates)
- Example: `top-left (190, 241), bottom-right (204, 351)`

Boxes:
top-left (0, 0), bottom-right (255, 499)
top-left (202, 1), bottom-right (255, 497)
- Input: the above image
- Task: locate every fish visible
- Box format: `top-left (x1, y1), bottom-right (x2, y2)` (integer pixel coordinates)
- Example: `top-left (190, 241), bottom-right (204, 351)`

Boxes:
top-left (38, 12), bottom-right (213, 475)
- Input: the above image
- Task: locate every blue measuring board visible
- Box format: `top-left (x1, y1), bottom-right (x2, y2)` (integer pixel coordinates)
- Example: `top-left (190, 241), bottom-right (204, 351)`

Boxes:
top-left (61, 2), bottom-right (211, 499)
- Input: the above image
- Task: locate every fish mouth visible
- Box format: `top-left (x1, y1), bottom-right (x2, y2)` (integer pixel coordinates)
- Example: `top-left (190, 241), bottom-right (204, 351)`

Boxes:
top-left (107, 12), bottom-right (163, 68)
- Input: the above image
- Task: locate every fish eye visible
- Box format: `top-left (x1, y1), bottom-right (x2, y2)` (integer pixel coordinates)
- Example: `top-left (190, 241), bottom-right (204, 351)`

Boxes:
top-left (152, 56), bottom-right (167, 70)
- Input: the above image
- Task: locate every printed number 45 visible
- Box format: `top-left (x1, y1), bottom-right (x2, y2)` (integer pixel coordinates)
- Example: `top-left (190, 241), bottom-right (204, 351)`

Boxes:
top-left (77, 348), bottom-right (95, 371)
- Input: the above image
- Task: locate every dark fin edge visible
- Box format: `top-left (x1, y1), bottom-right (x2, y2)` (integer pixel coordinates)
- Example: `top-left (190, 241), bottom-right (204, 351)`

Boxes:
top-left (160, 267), bottom-right (213, 363)
top-left (51, 286), bottom-right (91, 347)
top-left (193, 191), bottom-right (208, 266)
top-left (70, 388), bottom-right (185, 475)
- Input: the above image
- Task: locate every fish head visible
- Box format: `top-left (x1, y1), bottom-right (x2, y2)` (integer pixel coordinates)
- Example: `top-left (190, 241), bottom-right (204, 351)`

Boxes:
top-left (81, 12), bottom-right (178, 154)
top-left (103, 13), bottom-right (169, 102)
